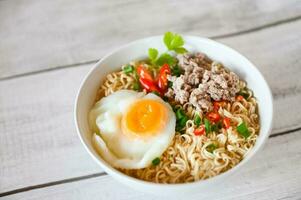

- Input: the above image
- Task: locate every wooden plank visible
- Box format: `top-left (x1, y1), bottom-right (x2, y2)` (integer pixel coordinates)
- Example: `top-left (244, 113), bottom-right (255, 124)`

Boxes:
top-left (4, 130), bottom-right (301, 200)
top-left (217, 20), bottom-right (301, 133)
top-left (0, 0), bottom-right (301, 78)
top-left (0, 65), bottom-right (101, 192)
top-left (1, 19), bottom-right (301, 193)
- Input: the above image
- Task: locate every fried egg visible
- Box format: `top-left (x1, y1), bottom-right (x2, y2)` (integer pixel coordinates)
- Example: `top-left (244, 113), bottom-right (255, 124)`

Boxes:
top-left (89, 90), bottom-right (176, 169)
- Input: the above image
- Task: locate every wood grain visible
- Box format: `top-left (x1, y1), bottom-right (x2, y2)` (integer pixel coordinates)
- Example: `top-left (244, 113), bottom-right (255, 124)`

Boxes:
top-left (4, 130), bottom-right (301, 200)
top-left (0, 0), bottom-right (301, 78)
top-left (1, 19), bottom-right (301, 194)
top-left (0, 65), bottom-right (101, 193)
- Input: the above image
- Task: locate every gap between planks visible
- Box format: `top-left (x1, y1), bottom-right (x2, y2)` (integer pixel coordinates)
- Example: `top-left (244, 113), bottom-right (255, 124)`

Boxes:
top-left (0, 126), bottom-right (300, 198)
top-left (0, 14), bottom-right (301, 82)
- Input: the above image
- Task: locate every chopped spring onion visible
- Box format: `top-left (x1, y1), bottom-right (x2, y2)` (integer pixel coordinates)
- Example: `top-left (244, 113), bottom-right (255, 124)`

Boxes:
top-left (123, 65), bottom-right (134, 75)
top-left (194, 114), bottom-right (201, 127)
top-left (132, 82), bottom-right (140, 91)
top-left (152, 157), bottom-right (160, 166)
top-left (206, 143), bottom-right (218, 153)
top-left (236, 122), bottom-right (250, 139)
top-left (211, 123), bottom-right (220, 132)
top-left (175, 108), bottom-right (188, 132)
top-left (176, 108), bottom-right (185, 120)
top-left (176, 115), bottom-right (188, 132)
top-left (204, 118), bottom-right (211, 134)
top-left (238, 89), bottom-right (249, 99)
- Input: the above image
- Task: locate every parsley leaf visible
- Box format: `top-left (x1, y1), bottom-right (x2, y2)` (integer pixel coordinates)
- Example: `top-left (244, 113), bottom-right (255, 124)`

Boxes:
top-left (148, 48), bottom-right (158, 65)
top-left (174, 47), bottom-right (187, 54)
top-left (156, 53), bottom-right (176, 66)
top-left (147, 32), bottom-right (187, 68)
top-left (163, 32), bottom-right (187, 54)
top-left (163, 32), bottom-right (174, 49)
top-left (170, 34), bottom-right (184, 49)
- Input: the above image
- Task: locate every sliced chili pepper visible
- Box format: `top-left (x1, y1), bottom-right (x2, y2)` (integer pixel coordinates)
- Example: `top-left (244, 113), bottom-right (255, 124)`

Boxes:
top-left (213, 101), bottom-right (225, 111)
top-left (137, 65), bottom-right (154, 82)
top-left (194, 125), bottom-right (205, 136)
top-left (157, 64), bottom-right (171, 91)
top-left (207, 112), bottom-right (221, 123)
top-left (139, 78), bottom-right (162, 95)
top-left (223, 117), bottom-right (231, 129)
top-left (236, 95), bottom-right (244, 101)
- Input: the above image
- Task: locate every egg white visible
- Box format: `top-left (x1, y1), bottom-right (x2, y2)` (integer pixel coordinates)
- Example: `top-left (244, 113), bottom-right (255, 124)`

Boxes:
top-left (89, 90), bottom-right (176, 169)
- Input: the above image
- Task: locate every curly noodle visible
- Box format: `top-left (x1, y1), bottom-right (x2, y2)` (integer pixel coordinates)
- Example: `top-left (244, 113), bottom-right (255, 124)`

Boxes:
top-left (94, 63), bottom-right (260, 184)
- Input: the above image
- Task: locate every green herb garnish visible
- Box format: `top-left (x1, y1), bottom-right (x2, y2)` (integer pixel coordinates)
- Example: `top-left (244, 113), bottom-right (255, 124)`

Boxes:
top-left (156, 53), bottom-right (176, 66)
top-left (238, 89), bottom-right (249, 100)
top-left (176, 108), bottom-right (186, 120)
top-left (206, 144), bottom-right (218, 153)
top-left (123, 64), bottom-right (134, 75)
top-left (132, 82), bottom-right (140, 91)
top-left (171, 65), bottom-right (182, 77)
top-left (163, 32), bottom-right (187, 53)
top-left (204, 118), bottom-right (211, 134)
top-left (211, 124), bottom-right (218, 132)
top-left (179, 116), bottom-right (188, 127)
top-left (194, 114), bottom-right (201, 127)
top-left (148, 48), bottom-right (159, 66)
top-left (175, 108), bottom-right (188, 132)
top-left (152, 157), bottom-right (160, 166)
top-left (237, 122), bottom-right (250, 139)
top-left (147, 32), bottom-right (187, 68)
top-left (211, 122), bottom-right (222, 132)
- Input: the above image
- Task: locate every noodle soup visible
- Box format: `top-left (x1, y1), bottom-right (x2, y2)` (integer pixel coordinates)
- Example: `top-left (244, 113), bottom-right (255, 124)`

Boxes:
top-left (88, 32), bottom-right (260, 184)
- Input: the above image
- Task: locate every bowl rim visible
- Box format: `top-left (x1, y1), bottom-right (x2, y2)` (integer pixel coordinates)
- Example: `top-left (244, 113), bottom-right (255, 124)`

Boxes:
top-left (74, 35), bottom-right (273, 189)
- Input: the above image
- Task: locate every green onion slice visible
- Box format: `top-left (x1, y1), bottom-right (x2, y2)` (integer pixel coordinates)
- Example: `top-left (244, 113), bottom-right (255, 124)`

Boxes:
top-left (206, 144), bottom-right (218, 153)
top-left (238, 89), bottom-right (249, 99)
top-left (175, 109), bottom-right (185, 120)
top-left (236, 122), bottom-right (250, 139)
top-left (152, 157), bottom-right (160, 166)
top-left (123, 65), bottom-right (134, 75)
top-left (194, 114), bottom-right (201, 127)
top-left (132, 82), bottom-right (140, 91)
top-left (204, 118), bottom-right (211, 134)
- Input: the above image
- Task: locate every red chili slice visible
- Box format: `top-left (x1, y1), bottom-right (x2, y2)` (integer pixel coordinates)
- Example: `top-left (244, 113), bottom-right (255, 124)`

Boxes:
top-left (137, 65), bottom-right (154, 82)
top-left (139, 78), bottom-right (162, 95)
top-left (213, 101), bottom-right (226, 111)
top-left (207, 112), bottom-right (221, 123)
top-left (157, 64), bottom-right (171, 91)
top-left (194, 125), bottom-right (205, 136)
top-left (236, 95), bottom-right (244, 101)
top-left (223, 117), bottom-right (231, 129)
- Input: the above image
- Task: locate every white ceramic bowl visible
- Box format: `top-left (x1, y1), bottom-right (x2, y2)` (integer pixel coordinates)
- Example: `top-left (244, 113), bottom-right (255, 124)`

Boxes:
top-left (74, 36), bottom-right (273, 195)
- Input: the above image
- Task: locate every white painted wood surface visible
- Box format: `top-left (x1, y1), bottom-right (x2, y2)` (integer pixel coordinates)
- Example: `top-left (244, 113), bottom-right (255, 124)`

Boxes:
top-left (0, 0), bottom-right (300, 79)
top-left (5, 131), bottom-right (301, 200)
top-left (0, 0), bottom-right (301, 199)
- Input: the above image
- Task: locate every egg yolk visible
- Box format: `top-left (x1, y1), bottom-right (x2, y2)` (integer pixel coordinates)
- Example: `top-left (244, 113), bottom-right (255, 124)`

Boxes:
top-left (123, 99), bottom-right (167, 137)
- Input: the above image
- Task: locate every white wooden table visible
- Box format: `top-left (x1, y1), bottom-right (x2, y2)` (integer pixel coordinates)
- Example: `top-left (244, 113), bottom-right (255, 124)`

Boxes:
top-left (1, 0), bottom-right (301, 199)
